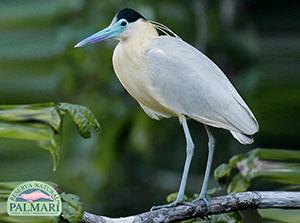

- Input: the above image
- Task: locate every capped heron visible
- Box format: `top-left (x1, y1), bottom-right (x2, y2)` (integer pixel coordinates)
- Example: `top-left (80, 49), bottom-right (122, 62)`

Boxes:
top-left (75, 8), bottom-right (259, 210)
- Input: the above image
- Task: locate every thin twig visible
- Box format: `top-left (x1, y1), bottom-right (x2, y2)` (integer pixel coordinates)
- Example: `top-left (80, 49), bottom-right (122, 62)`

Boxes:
top-left (81, 191), bottom-right (300, 223)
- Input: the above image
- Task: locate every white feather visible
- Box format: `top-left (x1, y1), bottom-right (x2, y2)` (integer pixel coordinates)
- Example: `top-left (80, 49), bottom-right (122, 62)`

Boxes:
top-left (230, 131), bottom-right (254, 144)
top-left (113, 21), bottom-right (258, 144)
top-left (144, 36), bottom-right (259, 136)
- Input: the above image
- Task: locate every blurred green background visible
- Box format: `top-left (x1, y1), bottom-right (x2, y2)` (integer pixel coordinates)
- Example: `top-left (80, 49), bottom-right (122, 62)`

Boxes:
top-left (0, 0), bottom-right (299, 221)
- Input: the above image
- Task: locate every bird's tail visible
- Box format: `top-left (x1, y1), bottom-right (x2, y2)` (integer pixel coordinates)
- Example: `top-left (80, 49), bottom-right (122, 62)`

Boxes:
top-left (230, 131), bottom-right (254, 144)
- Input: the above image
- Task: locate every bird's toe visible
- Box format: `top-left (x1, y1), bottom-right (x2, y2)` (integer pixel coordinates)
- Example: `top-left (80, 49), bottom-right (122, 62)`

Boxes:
top-left (150, 200), bottom-right (184, 211)
top-left (191, 196), bottom-right (209, 216)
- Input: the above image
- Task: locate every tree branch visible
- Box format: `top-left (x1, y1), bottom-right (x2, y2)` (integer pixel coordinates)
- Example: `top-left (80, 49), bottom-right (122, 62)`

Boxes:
top-left (80, 191), bottom-right (300, 223)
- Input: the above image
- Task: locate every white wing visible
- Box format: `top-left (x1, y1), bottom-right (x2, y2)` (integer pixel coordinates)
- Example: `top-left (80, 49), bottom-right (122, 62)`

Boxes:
top-left (145, 36), bottom-right (259, 144)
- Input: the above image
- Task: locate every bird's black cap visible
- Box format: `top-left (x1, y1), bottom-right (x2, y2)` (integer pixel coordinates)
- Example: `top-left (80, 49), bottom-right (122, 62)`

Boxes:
top-left (116, 8), bottom-right (146, 23)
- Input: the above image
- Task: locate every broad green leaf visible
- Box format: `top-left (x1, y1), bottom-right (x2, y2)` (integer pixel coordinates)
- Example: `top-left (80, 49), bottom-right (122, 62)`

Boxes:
top-left (0, 123), bottom-right (54, 142)
top-left (229, 155), bottom-right (244, 167)
top-left (166, 192), bottom-right (188, 203)
top-left (0, 122), bottom-right (60, 171)
top-left (0, 103), bottom-right (60, 131)
top-left (258, 209), bottom-right (300, 223)
top-left (166, 192), bottom-right (179, 203)
top-left (57, 103), bottom-right (101, 138)
top-left (61, 193), bottom-right (83, 223)
top-left (250, 148), bottom-right (300, 162)
top-left (228, 174), bottom-right (250, 194)
top-left (214, 163), bottom-right (232, 183)
top-left (0, 103), bottom-right (100, 170)
top-left (215, 148), bottom-right (300, 193)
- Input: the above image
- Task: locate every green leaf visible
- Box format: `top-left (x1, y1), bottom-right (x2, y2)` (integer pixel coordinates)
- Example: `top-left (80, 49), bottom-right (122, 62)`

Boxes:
top-left (215, 148), bottom-right (300, 193)
top-left (228, 174), bottom-right (251, 194)
top-left (214, 163), bottom-right (232, 183)
top-left (249, 148), bottom-right (300, 162)
top-left (258, 209), bottom-right (300, 223)
top-left (0, 122), bottom-right (61, 171)
top-left (0, 103), bottom-right (61, 131)
top-left (166, 192), bottom-right (189, 203)
top-left (61, 193), bottom-right (83, 223)
top-left (0, 102), bottom-right (100, 170)
top-left (229, 155), bottom-right (244, 167)
top-left (0, 182), bottom-right (22, 200)
top-left (57, 103), bottom-right (101, 138)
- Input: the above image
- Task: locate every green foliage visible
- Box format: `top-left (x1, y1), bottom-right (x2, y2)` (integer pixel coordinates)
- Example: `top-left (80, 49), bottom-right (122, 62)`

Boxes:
top-left (214, 148), bottom-right (300, 194)
top-left (61, 193), bottom-right (83, 223)
top-left (227, 174), bottom-right (250, 195)
top-left (166, 192), bottom-right (189, 203)
top-left (0, 103), bottom-right (100, 170)
top-left (213, 148), bottom-right (300, 222)
top-left (214, 163), bottom-right (232, 184)
top-left (258, 209), bottom-right (300, 223)
top-left (166, 148), bottom-right (300, 222)
top-left (57, 103), bottom-right (101, 138)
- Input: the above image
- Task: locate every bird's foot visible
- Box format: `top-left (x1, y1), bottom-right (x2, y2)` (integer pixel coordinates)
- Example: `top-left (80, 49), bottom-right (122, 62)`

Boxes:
top-left (191, 195), bottom-right (210, 216)
top-left (150, 200), bottom-right (193, 211)
top-left (150, 201), bottom-right (181, 211)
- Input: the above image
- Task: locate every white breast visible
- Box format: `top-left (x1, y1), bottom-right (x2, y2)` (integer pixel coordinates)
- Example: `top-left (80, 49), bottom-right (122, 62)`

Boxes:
top-left (113, 41), bottom-right (173, 118)
top-left (112, 21), bottom-right (175, 118)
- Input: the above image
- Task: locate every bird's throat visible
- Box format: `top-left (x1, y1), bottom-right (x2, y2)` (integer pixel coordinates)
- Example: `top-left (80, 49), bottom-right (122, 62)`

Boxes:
top-left (119, 20), bottom-right (159, 43)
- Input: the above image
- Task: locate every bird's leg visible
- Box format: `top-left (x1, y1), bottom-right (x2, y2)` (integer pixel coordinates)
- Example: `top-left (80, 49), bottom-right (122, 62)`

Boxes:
top-left (151, 116), bottom-right (194, 211)
top-left (195, 125), bottom-right (215, 213)
top-left (177, 116), bottom-right (195, 202)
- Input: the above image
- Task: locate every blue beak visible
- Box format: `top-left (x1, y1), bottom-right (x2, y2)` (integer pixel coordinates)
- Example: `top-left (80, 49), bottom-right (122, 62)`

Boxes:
top-left (74, 21), bottom-right (126, 48)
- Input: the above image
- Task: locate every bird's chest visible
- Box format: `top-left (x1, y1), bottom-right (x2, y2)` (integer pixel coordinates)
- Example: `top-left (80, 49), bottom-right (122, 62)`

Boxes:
top-left (112, 42), bottom-right (154, 105)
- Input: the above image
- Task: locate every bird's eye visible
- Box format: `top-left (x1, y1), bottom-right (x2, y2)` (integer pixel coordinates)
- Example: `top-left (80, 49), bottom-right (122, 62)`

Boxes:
top-left (121, 21), bottom-right (127, 26)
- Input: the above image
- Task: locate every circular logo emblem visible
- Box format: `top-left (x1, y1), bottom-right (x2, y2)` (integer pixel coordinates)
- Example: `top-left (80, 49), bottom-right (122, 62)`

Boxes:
top-left (7, 181), bottom-right (62, 216)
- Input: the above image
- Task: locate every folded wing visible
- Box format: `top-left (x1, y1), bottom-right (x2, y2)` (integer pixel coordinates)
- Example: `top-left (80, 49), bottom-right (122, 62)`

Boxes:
top-left (145, 36), bottom-right (259, 144)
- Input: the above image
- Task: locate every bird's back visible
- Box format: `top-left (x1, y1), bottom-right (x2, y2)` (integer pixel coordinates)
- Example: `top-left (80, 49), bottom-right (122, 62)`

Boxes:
top-left (144, 36), bottom-right (259, 144)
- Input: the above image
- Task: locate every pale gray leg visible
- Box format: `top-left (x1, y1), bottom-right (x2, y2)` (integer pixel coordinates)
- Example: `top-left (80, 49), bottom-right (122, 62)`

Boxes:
top-left (151, 116), bottom-right (194, 211)
top-left (199, 125), bottom-right (215, 199)
top-left (177, 116), bottom-right (195, 201)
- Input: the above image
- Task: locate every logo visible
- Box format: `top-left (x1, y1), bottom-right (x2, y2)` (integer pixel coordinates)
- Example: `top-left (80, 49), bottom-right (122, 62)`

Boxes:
top-left (7, 181), bottom-right (62, 216)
